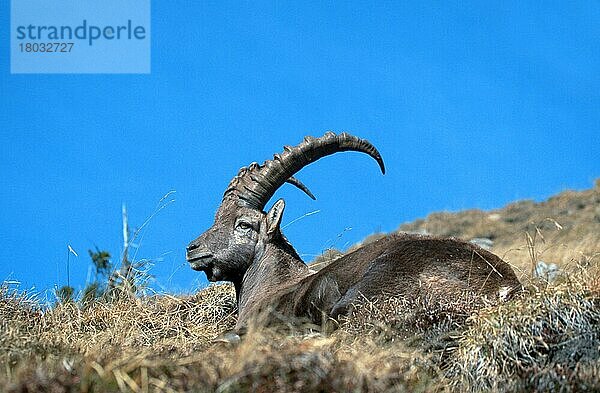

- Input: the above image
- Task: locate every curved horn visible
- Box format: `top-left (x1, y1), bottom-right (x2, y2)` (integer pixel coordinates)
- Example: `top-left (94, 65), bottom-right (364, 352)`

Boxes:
top-left (224, 131), bottom-right (385, 209)
top-left (286, 176), bottom-right (316, 200)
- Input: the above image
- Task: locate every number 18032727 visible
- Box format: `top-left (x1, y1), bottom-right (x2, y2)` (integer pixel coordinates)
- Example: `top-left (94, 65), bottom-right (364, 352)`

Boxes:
top-left (19, 42), bottom-right (74, 53)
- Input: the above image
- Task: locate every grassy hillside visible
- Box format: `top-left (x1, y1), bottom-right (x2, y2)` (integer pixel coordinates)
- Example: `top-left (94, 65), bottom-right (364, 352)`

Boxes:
top-left (398, 179), bottom-right (600, 276)
top-left (1, 181), bottom-right (599, 392)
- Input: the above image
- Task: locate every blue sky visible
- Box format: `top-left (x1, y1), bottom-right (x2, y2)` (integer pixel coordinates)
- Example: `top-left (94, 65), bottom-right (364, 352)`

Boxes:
top-left (1, 2), bottom-right (599, 298)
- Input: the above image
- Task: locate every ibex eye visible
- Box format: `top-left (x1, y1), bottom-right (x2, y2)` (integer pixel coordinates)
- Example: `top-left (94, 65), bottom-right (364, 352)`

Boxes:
top-left (237, 222), bottom-right (253, 230)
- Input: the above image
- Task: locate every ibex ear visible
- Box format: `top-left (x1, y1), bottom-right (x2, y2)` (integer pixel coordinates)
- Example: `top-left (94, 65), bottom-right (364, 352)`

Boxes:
top-left (266, 199), bottom-right (286, 236)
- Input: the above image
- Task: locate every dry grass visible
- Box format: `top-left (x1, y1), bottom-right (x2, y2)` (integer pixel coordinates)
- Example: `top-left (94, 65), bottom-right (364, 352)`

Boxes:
top-left (2, 259), bottom-right (598, 392)
top-left (1, 282), bottom-right (439, 392)
top-left (2, 181), bottom-right (599, 392)
top-left (449, 284), bottom-right (600, 392)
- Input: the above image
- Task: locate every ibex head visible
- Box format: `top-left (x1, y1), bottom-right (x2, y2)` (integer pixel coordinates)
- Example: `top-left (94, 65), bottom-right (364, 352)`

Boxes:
top-left (186, 132), bottom-right (385, 284)
top-left (186, 197), bottom-right (287, 282)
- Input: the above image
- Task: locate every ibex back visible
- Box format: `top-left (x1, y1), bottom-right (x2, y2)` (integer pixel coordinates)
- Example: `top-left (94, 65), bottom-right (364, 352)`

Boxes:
top-left (186, 132), bottom-right (522, 332)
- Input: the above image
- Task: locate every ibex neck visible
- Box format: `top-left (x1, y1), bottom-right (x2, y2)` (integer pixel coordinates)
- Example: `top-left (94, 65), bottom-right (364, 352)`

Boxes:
top-left (237, 240), bottom-right (310, 313)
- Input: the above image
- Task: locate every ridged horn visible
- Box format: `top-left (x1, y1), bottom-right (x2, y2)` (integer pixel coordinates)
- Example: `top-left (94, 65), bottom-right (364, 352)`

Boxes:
top-left (224, 132), bottom-right (385, 209)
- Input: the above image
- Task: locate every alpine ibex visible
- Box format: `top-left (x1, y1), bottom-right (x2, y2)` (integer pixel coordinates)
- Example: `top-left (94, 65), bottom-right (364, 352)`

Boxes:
top-left (186, 132), bottom-right (522, 332)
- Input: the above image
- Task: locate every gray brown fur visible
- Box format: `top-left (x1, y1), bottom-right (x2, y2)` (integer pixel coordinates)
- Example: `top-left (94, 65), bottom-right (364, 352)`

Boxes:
top-left (186, 132), bottom-right (522, 331)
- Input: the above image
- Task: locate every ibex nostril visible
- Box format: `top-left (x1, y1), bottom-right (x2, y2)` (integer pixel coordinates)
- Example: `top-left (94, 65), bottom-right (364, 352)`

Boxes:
top-left (187, 243), bottom-right (199, 252)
